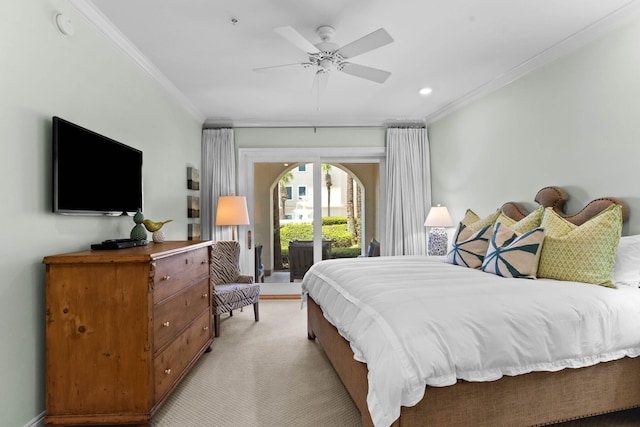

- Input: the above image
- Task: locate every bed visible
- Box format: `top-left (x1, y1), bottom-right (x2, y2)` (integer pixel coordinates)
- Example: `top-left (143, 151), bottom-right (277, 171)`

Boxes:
top-left (303, 187), bottom-right (640, 427)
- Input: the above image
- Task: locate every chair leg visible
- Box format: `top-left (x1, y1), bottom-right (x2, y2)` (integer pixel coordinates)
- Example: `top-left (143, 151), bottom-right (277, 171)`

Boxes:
top-left (214, 314), bottom-right (220, 337)
top-left (254, 301), bottom-right (259, 322)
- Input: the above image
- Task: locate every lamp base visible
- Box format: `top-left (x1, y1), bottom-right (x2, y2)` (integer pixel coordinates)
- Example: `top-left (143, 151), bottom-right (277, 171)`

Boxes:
top-left (428, 227), bottom-right (448, 256)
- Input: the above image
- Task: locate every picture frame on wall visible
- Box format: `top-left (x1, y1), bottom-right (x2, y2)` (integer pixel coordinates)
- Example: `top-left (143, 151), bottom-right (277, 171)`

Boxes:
top-left (188, 223), bottom-right (201, 240)
top-left (187, 196), bottom-right (200, 218)
top-left (187, 167), bottom-right (200, 190)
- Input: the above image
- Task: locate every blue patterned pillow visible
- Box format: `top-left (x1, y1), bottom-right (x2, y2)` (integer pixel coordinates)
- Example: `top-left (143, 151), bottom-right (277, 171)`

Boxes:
top-left (446, 223), bottom-right (492, 269)
top-left (481, 222), bottom-right (545, 279)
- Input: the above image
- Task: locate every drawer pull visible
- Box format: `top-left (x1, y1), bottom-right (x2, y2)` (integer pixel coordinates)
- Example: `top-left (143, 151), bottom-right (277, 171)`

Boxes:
top-left (201, 260), bottom-right (207, 265)
top-left (163, 321), bottom-right (170, 327)
top-left (164, 368), bottom-right (171, 375)
top-left (202, 293), bottom-right (208, 298)
top-left (203, 326), bottom-right (209, 331)
top-left (161, 275), bottom-right (171, 281)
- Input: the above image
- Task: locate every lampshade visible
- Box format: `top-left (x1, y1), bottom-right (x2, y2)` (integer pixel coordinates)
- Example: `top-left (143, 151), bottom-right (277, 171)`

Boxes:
top-left (424, 204), bottom-right (454, 228)
top-left (216, 196), bottom-right (249, 226)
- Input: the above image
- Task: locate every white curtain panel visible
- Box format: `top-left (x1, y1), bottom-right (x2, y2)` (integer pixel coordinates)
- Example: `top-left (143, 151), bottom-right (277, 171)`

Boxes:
top-left (384, 127), bottom-right (432, 255)
top-left (201, 128), bottom-right (236, 241)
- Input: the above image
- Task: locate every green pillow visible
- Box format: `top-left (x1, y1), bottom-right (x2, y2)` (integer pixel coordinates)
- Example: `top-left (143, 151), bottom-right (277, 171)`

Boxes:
top-left (509, 206), bottom-right (544, 233)
top-left (461, 209), bottom-right (481, 226)
top-left (481, 222), bottom-right (545, 279)
top-left (495, 206), bottom-right (544, 232)
top-left (464, 209), bottom-right (501, 231)
top-left (537, 205), bottom-right (622, 288)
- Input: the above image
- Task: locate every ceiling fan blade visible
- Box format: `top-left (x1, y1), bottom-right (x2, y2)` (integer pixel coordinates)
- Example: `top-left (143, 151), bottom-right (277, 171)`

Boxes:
top-left (340, 62), bottom-right (391, 83)
top-left (336, 28), bottom-right (393, 59)
top-left (253, 63), bottom-right (312, 73)
top-left (274, 26), bottom-right (320, 53)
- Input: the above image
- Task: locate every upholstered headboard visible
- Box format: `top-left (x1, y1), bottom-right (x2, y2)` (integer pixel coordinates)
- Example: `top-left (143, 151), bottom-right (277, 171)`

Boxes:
top-left (501, 186), bottom-right (628, 225)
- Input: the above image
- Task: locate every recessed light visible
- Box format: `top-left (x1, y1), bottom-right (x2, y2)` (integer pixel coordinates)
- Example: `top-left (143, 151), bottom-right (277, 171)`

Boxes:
top-left (419, 87), bottom-right (432, 96)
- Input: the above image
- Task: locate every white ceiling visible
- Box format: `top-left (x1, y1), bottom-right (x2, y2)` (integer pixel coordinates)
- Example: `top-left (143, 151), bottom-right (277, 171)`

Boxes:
top-left (72, 0), bottom-right (640, 127)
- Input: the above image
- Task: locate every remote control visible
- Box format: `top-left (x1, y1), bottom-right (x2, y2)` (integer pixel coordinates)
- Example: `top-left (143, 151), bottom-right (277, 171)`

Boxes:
top-left (103, 238), bottom-right (135, 244)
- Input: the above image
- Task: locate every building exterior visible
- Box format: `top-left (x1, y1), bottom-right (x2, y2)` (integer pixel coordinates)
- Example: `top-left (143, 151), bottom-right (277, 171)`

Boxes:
top-left (281, 163), bottom-right (354, 221)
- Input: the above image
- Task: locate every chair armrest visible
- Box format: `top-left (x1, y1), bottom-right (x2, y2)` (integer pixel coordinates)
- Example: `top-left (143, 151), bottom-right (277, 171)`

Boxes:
top-left (236, 274), bottom-right (254, 284)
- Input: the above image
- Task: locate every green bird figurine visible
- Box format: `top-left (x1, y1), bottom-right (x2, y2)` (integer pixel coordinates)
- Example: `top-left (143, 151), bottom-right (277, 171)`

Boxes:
top-left (143, 218), bottom-right (173, 232)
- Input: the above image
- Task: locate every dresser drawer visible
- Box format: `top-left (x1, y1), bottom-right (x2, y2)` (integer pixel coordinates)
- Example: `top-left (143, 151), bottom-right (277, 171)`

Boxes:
top-left (153, 247), bottom-right (210, 303)
top-left (153, 309), bottom-right (212, 401)
top-left (153, 278), bottom-right (211, 353)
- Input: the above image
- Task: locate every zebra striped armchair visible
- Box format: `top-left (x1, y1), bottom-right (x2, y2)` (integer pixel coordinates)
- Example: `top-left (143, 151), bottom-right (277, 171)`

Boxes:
top-left (211, 240), bottom-right (260, 337)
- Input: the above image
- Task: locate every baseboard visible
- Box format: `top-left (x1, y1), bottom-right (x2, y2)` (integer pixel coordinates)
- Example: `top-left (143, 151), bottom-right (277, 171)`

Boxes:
top-left (260, 294), bottom-right (300, 300)
top-left (24, 411), bottom-right (45, 427)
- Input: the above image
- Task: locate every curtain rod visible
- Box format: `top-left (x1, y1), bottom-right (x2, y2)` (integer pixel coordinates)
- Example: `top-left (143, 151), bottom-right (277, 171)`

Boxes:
top-left (202, 124), bottom-right (425, 130)
top-left (203, 125), bottom-right (386, 129)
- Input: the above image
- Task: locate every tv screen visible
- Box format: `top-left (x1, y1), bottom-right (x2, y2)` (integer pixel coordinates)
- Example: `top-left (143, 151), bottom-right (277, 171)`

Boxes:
top-left (52, 116), bottom-right (143, 216)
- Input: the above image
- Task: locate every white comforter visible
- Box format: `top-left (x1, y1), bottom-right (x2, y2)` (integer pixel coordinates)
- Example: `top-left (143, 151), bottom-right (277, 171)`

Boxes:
top-left (301, 256), bottom-right (640, 427)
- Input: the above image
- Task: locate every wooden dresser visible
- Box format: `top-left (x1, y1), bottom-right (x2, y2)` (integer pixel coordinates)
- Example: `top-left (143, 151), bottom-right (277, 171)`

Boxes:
top-left (42, 240), bottom-right (213, 426)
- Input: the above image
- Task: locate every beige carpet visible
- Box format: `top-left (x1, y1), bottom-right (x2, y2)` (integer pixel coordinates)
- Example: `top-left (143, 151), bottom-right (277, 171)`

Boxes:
top-left (152, 300), bottom-right (361, 426)
top-left (152, 300), bottom-right (640, 427)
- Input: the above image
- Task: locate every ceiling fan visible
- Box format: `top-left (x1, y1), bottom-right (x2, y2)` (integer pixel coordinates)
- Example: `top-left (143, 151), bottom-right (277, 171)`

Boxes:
top-left (254, 25), bottom-right (394, 87)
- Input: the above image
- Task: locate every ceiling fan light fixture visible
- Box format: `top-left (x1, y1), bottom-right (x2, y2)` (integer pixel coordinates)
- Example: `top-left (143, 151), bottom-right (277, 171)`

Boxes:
top-left (319, 58), bottom-right (333, 72)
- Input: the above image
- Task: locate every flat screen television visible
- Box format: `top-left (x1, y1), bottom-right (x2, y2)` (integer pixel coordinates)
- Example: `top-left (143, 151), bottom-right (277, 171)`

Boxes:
top-left (52, 116), bottom-right (143, 216)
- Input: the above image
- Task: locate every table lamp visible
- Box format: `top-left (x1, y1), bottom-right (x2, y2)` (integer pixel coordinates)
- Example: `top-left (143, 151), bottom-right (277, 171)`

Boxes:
top-left (216, 196), bottom-right (249, 240)
top-left (424, 204), bottom-right (454, 256)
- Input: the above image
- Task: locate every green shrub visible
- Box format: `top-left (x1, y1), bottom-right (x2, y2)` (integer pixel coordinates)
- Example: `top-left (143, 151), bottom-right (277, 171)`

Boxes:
top-left (332, 247), bottom-right (363, 258)
top-left (280, 223), bottom-right (313, 246)
top-left (321, 224), bottom-right (355, 248)
top-left (279, 221), bottom-right (359, 249)
top-left (322, 216), bottom-right (347, 225)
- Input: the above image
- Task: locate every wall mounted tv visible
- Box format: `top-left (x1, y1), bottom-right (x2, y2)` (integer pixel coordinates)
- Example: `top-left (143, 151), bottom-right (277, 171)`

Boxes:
top-left (52, 116), bottom-right (143, 216)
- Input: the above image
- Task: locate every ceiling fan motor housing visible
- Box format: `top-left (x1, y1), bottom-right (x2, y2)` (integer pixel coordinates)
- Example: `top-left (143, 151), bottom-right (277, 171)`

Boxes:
top-left (309, 28), bottom-right (340, 72)
top-left (316, 25), bottom-right (335, 41)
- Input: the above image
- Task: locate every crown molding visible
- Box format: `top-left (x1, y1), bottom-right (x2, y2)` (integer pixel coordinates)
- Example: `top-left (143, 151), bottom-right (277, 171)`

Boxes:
top-left (426, 1), bottom-right (640, 124)
top-left (67, 0), bottom-right (205, 123)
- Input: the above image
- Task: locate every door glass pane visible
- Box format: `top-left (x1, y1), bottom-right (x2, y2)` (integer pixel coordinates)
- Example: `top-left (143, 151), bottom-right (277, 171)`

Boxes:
top-left (260, 160), bottom-right (370, 284)
top-left (321, 164), bottom-right (361, 261)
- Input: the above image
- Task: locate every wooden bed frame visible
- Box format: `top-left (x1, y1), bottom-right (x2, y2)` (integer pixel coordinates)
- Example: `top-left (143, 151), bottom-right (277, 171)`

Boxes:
top-left (306, 187), bottom-right (639, 427)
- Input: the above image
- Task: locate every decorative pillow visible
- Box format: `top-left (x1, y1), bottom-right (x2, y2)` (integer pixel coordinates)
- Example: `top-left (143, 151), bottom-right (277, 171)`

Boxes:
top-left (613, 235), bottom-right (640, 285)
top-left (537, 205), bottom-right (623, 288)
top-left (464, 209), bottom-right (501, 231)
top-left (481, 222), bottom-right (545, 279)
top-left (446, 223), bottom-right (493, 269)
top-left (495, 212), bottom-right (517, 228)
top-left (539, 208), bottom-right (576, 237)
top-left (510, 206), bottom-right (544, 233)
top-left (461, 209), bottom-right (480, 226)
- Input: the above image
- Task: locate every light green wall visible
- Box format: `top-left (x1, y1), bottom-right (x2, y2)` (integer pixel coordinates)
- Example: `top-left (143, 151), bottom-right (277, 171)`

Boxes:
top-left (429, 17), bottom-right (640, 236)
top-left (235, 126), bottom-right (386, 148)
top-left (0, 1), bottom-right (202, 425)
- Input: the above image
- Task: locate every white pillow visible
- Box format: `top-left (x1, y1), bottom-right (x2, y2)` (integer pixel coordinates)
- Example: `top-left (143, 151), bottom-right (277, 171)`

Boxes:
top-left (613, 235), bottom-right (640, 286)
